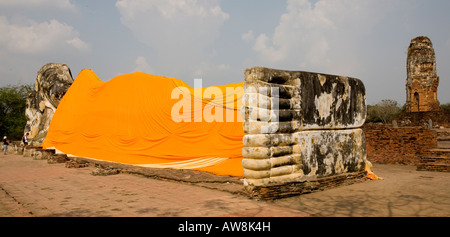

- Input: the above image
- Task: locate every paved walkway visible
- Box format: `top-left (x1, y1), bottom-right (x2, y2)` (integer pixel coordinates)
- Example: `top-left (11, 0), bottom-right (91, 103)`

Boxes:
top-left (275, 163), bottom-right (450, 217)
top-left (1, 153), bottom-right (449, 217)
top-left (0, 154), bottom-right (308, 217)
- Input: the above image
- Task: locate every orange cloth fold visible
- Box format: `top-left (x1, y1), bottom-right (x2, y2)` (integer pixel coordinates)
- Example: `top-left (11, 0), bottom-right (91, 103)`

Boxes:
top-left (42, 69), bottom-right (245, 177)
top-left (365, 162), bottom-right (382, 180)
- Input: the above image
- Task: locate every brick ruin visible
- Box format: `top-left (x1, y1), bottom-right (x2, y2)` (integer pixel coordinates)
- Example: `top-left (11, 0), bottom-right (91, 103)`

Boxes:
top-left (395, 36), bottom-right (449, 128)
top-left (405, 36), bottom-right (441, 113)
top-left (241, 67), bottom-right (369, 199)
top-left (363, 124), bottom-right (437, 164)
top-left (397, 36), bottom-right (450, 128)
top-left (364, 36), bottom-right (450, 172)
top-left (363, 123), bottom-right (449, 172)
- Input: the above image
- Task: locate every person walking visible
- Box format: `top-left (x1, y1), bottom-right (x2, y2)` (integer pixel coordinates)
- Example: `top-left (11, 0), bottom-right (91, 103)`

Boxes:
top-left (3, 136), bottom-right (9, 155)
top-left (22, 132), bottom-right (29, 153)
top-left (22, 132), bottom-right (29, 146)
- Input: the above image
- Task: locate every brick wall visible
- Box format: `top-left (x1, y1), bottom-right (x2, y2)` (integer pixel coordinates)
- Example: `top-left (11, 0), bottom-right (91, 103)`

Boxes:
top-left (395, 111), bottom-right (450, 128)
top-left (363, 123), bottom-right (437, 164)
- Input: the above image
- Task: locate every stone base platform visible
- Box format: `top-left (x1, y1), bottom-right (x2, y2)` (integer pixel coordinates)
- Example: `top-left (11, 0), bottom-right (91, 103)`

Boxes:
top-left (244, 171), bottom-right (367, 200)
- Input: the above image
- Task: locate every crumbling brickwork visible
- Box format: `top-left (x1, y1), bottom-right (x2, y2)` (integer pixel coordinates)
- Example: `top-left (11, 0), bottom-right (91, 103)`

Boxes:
top-left (363, 123), bottom-right (438, 164)
top-left (395, 111), bottom-right (450, 128)
top-left (241, 67), bottom-right (367, 199)
top-left (405, 36), bottom-right (441, 113)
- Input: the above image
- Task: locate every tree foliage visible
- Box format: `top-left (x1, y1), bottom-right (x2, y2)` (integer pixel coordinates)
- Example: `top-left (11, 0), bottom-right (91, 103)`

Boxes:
top-left (0, 84), bottom-right (33, 140)
top-left (441, 103), bottom-right (450, 112)
top-left (367, 99), bottom-right (403, 124)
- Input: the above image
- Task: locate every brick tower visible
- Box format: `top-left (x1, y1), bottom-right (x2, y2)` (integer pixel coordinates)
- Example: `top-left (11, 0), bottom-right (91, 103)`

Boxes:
top-left (405, 36), bottom-right (441, 112)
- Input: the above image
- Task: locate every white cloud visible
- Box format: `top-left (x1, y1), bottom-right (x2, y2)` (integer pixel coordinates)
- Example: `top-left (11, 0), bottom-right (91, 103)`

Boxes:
top-left (66, 37), bottom-right (90, 51)
top-left (0, 16), bottom-right (89, 54)
top-left (242, 30), bottom-right (254, 42)
top-left (116, 0), bottom-right (229, 79)
top-left (0, 0), bottom-right (76, 11)
top-left (116, 0), bottom-right (228, 49)
top-left (253, 33), bottom-right (285, 63)
top-left (247, 0), bottom-right (396, 75)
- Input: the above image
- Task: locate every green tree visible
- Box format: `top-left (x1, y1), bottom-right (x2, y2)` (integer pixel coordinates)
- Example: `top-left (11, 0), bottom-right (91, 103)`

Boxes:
top-left (0, 84), bottom-right (33, 140)
top-left (441, 103), bottom-right (450, 112)
top-left (366, 99), bottom-right (402, 124)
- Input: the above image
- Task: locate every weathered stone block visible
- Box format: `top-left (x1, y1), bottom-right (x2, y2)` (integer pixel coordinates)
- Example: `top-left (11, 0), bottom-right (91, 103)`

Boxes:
top-left (244, 67), bottom-right (366, 130)
top-left (294, 129), bottom-right (366, 177)
top-left (243, 121), bottom-right (299, 134)
top-left (47, 154), bottom-right (68, 164)
top-left (241, 67), bottom-right (368, 198)
top-left (243, 134), bottom-right (294, 147)
top-left (243, 129), bottom-right (366, 186)
top-left (243, 93), bottom-right (294, 109)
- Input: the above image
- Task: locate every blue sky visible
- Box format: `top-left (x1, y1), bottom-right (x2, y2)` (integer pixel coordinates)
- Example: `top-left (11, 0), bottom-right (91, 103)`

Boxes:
top-left (0, 0), bottom-right (449, 105)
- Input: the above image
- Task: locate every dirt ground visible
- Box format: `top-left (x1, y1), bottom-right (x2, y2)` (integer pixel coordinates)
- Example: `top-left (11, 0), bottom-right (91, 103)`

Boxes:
top-left (274, 163), bottom-right (450, 216)
top-left (0, 153), bottom-right (449, 217)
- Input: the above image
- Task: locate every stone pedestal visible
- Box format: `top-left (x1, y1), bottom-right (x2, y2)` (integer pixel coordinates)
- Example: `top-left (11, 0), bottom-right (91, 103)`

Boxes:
top-left (241, 67), bottom-right (367, 199)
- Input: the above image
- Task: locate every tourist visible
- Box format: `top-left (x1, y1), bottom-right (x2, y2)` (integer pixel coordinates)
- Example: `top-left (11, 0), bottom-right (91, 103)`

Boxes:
top-left (3, 136), bottom-right (9, 155)
top-left (22, 132), bottom-right (29, 146)
top-left (22, 132), bottom-right (29, 153)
